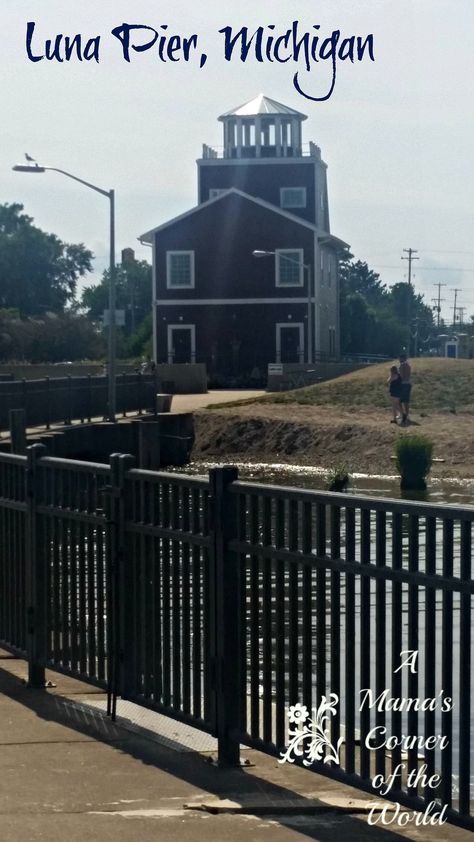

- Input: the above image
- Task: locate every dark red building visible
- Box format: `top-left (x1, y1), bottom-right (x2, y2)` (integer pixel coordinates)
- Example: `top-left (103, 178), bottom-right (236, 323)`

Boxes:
top-left (140, 95), bottom-right (348, 384)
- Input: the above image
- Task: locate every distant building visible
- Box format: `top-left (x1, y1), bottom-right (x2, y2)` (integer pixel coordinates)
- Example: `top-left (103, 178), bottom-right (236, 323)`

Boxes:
top-left (140, 94), bottom-right (348, 383)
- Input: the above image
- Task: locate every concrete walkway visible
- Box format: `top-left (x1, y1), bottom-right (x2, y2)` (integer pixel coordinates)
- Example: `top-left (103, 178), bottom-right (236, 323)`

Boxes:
top-left (169, 389), bottom-right (265, 413)
top-left (0, 651), bottom-right (470, 841)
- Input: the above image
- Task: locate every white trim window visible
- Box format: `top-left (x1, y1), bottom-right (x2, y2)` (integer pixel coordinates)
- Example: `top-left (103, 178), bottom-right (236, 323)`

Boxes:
top-left (280, 187), bottom-right (307, 209)
top-left (275, 249), bottom-right (304, 287)
top-left (166, 251), bottom-right (195, 289)
top-left (209, 188), bottom-right (228, 199)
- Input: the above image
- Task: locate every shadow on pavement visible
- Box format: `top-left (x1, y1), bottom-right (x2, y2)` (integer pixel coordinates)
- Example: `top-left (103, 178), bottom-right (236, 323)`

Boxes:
top-left (0, 656), bottom-right (429, 842)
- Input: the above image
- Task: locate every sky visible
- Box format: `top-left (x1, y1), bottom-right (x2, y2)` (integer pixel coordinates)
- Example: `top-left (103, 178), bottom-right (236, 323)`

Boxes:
top-left (2, 0), bottom-right (473, 324)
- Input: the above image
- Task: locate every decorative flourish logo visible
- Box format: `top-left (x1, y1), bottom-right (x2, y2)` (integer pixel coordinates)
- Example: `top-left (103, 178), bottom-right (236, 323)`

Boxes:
top-left (278, 694), bottom-right (344, 767)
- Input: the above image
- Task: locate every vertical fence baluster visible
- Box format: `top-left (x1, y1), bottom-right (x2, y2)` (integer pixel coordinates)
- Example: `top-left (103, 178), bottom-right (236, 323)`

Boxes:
top-left (391, 512), bottom-right (403, 790)
top-left (459, 520), bottom-right (471, 816)
top-left (151, 480), bottom-right (162, 706)
top-left (374, 510), bottom-right (387, 781)
top-left (181, 486), bottom-right (191, 715)
top-left (262, 495), bottom-right (273, 745)
top-left (424, 516), bottom-right (437, 798)
top-left (359, 507), bottom-right (371, 780)
top-left (330, 504), bottom-right (341, 753)
top-left (345, 506), bottom-right (356, 774)
top-left (275, 498), bottom-right (286, 750)
top-left (440, 519), bottom-right (454, 809)
top-left (406, 515), bottom-right (420, 796)
top-left (161, 482), bottom-right (171, 708)
top-left (249, 493), bottom-right (260, 739)
top-left (238, 492), bottom-right (248, 736)
top-left (171, 483), bottom-right (182, 710)
top-left (191, 488), bottom-right (201, 719)
top-left (302, 501), bottom-right (313, 725)
top-left (288, 499), bottom-right (299, 713)
top-left (315, 502), bottom-right (327, 708)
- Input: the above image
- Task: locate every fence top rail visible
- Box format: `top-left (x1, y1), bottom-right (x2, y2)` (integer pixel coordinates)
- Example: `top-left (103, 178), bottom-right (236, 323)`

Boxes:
top-left (38, 456), bottom-right (111, 476)
top-left (127, 467), bottom-right (208, 490)
top-left (229, 479), bottom-right (474, 520)
top-left (0, 452), bottom-right (27, 467)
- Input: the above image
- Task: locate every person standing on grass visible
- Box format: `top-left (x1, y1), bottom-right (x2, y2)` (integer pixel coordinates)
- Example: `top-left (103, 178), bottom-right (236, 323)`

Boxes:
top-left (399, 352), bottom-right (412, 423)
top-left (388, 365), bottom-right (402, 423)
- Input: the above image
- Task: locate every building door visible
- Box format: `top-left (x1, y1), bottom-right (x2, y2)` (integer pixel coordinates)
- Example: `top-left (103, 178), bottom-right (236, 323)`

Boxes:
top-left (167, 325), bottom-right (196, 364)
top-left (276, 323), bottom-right (304, 363)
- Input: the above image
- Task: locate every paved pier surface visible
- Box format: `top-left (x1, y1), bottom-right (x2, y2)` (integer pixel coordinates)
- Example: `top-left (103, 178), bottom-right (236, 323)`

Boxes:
top-left (170, 389), bottom-right (265, 412)
top-left (0, 651), bottom-right (470, 841)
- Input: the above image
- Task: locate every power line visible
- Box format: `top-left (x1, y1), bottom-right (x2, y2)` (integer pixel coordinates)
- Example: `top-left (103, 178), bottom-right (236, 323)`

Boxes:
top-left (373, 265), bottom-right (474, 272)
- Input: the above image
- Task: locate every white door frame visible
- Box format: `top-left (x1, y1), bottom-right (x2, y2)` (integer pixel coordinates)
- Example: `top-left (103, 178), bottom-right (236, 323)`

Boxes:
top-left (167, 324), bottom-right (196, 364)
top-left (276, 322), bottom-right (304, 364)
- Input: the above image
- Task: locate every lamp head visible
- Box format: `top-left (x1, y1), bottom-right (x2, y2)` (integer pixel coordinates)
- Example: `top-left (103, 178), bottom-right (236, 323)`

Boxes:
top-left (252, 250), bottom-right (274, 258)
top-left (12, 164), bottom-right (46, 173)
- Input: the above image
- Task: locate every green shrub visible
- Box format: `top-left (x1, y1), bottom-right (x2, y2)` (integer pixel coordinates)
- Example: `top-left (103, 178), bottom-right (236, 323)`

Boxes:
top-left (395, 435), bottom-right (433, 490)
top-left (326, 464), bottom-right (351, 492)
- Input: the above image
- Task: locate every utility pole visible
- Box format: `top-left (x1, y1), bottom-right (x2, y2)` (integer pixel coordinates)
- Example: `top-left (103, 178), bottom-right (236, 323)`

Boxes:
top-left (401, 248), bottom-right (419, 286)
top-left (432, 282), bottom-right (446, 329)
top-left (451, 288), bottom-right (462, 327)
top-left (401, 248), bottom-right (419, 355)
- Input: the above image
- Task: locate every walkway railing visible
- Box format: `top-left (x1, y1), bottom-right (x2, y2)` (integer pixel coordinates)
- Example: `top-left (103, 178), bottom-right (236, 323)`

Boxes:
top-left (0, 450), bottom-right (472, 829)
top-left (0, 372), bottom-right (158, 431)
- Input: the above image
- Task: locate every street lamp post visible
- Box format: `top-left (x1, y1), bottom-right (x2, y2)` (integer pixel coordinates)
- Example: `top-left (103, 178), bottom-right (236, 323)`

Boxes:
top-left (252, 249), bottom-right (313, 364)
top-left (12, 163), bottom-right (117, 421)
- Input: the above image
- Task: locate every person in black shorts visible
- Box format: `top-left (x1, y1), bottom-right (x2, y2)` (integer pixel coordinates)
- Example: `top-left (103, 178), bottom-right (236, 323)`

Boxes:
top-left (388, 365), bottom-right (402, 423)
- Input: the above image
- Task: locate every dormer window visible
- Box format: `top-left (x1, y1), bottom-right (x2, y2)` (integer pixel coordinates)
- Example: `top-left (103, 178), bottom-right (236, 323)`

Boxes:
top-left (280, 187), bottom-right (307, 209)
top-left (209, 189), bottom-right (228, 200)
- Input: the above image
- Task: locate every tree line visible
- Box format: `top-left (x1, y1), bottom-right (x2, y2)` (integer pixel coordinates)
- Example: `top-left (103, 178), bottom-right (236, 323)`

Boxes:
top-left (0, 201), bottom-right (463, 364)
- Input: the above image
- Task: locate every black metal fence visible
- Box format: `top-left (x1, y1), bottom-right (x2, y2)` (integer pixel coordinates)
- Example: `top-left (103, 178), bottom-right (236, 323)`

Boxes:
top-left (0, 450), bottom-right (473, 829)
top-left (0, 373), bottom-right (158, 430)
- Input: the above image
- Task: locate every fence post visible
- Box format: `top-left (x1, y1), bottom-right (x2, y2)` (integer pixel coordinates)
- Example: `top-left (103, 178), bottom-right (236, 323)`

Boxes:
top-left (9, 408), bottom-right (27, 454)
top-left (209, 466), bottom-right (241, 766)
top-left (105, 452), bottom-right (135, 720)
top-left (25, 443), bottom-right (48, 687)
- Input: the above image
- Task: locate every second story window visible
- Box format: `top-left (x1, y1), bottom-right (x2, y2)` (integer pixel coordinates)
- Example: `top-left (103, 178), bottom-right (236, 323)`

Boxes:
top-left (209, 189), bottom-right (228, 199)
top-left (280, 187), bottom-right (307, 209)
top-left (276, 249), bottom-right (304, 287)
top-left (166, 251), bottom-right (195, 289)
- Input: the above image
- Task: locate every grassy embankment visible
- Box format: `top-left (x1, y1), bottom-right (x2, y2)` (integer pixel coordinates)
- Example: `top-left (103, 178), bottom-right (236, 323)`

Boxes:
top-left (213, 358), bottom-right (474, 414)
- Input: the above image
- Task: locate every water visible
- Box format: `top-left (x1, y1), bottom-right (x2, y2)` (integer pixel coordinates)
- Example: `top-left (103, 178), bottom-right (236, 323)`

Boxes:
top-left (175, 459), bottom-right (474, 507)
top-left (172, 459), bottom-right (474, 803)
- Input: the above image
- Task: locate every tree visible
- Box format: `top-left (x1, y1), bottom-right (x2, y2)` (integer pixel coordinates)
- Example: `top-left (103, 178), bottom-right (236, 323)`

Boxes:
top-left (339, 255), bottom-right (386, 306)
top-left (339, 254), bottom-right (433, 356)
top-left (0, 310), bottom-right (105, 362)
top-left (81, 258), bottom-right (152, 334)
top-left (0, 203), bottom-right (93, 315)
